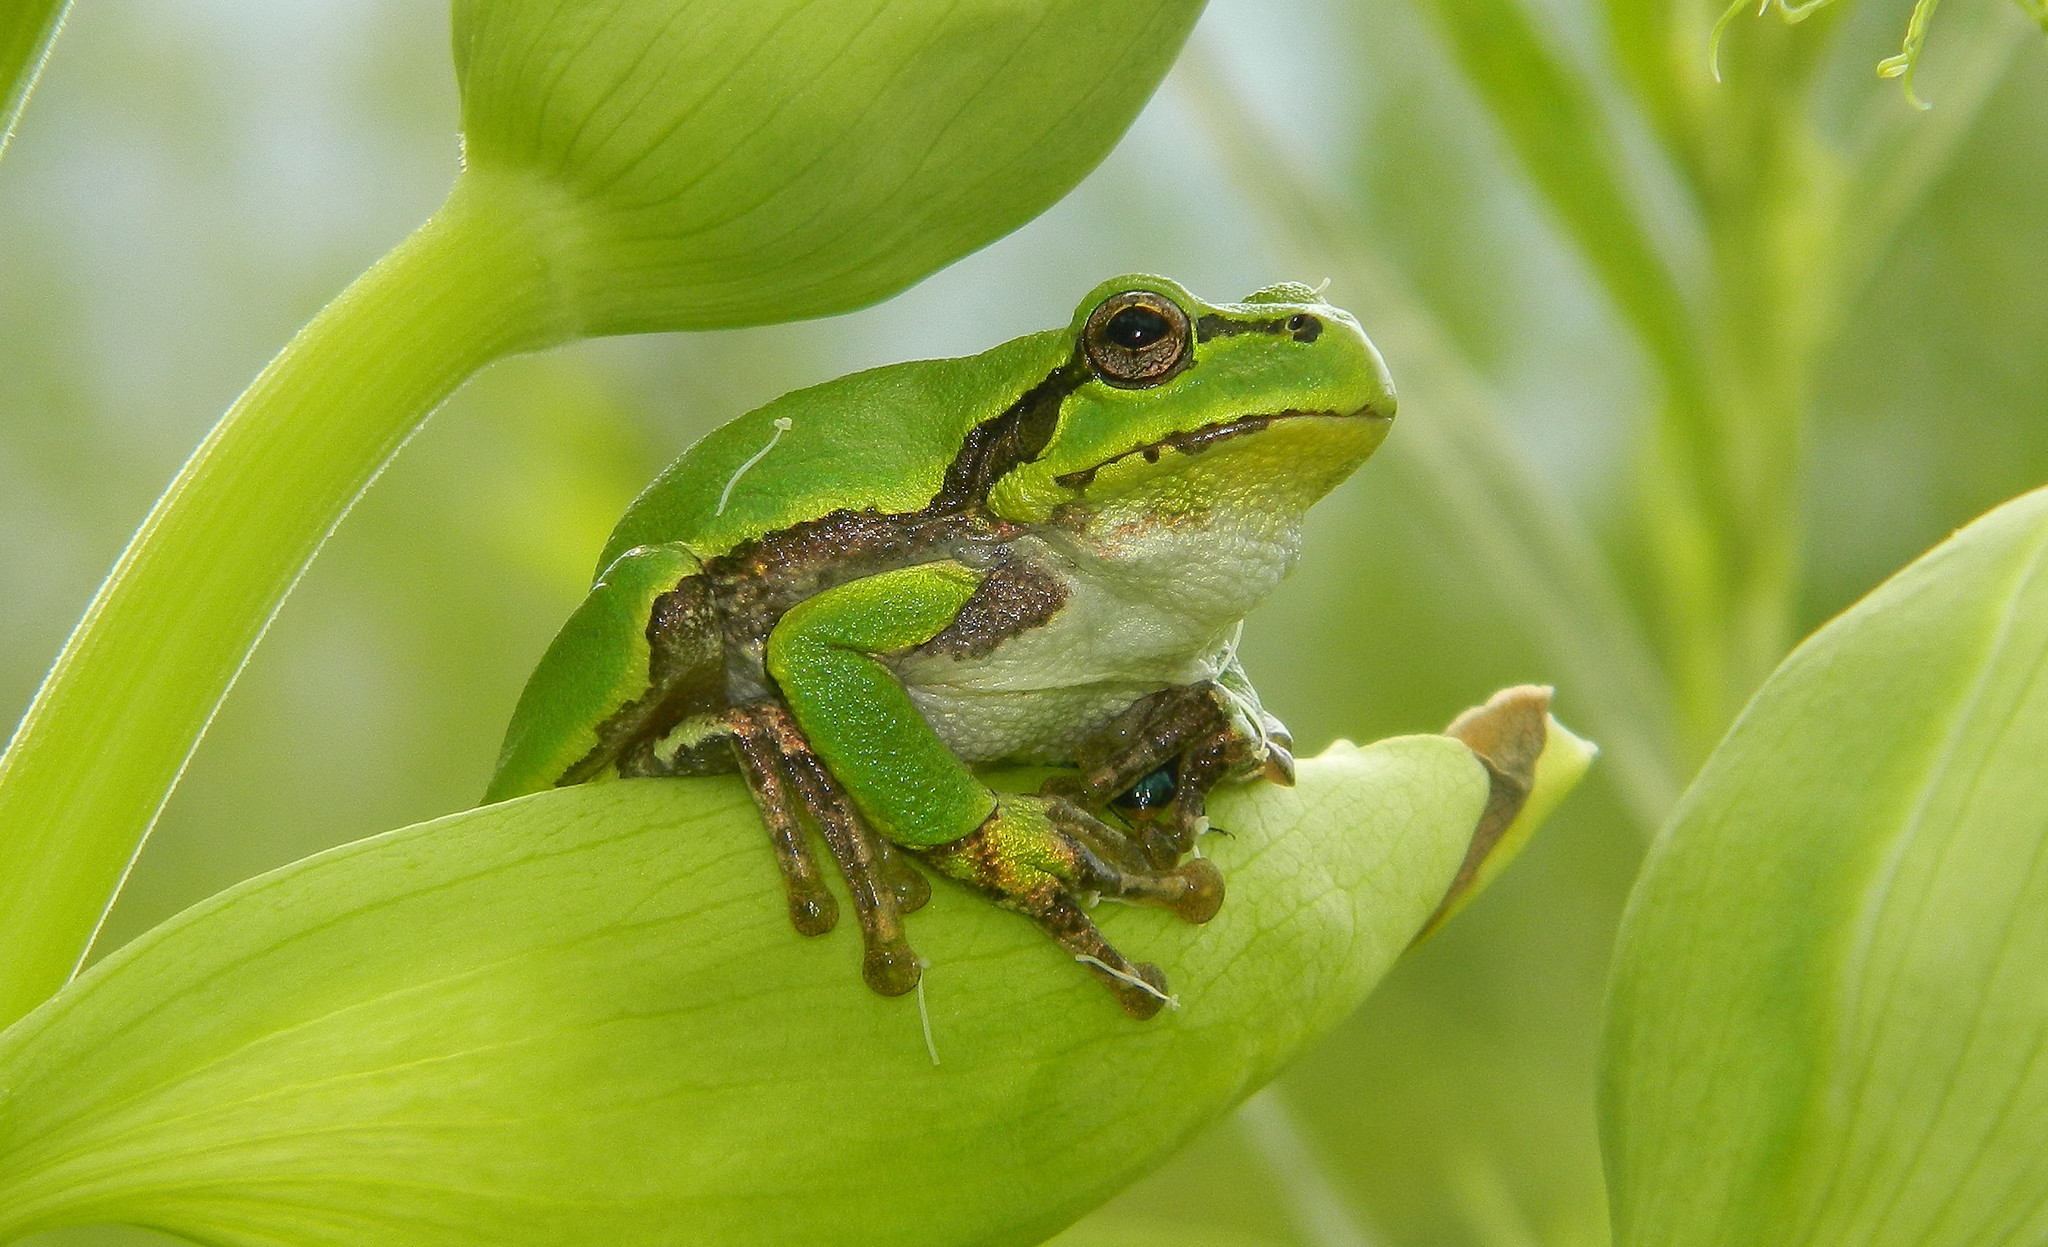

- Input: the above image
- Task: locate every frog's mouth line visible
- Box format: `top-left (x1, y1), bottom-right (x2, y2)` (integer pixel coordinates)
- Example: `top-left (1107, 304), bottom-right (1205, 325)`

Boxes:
top-left (1051, 405), bottom-right (1392, 491)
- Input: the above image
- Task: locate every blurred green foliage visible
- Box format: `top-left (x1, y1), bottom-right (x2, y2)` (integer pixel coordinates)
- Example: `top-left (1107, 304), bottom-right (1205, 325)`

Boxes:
top-left (1606, 485), bottom-right (2048, 1247)
top-left (1, 0), bottom-right (2044, 1244)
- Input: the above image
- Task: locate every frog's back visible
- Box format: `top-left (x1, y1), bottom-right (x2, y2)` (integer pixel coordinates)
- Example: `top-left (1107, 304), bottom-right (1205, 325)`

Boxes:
top-left (597, 328), bottom-right (1070, 573)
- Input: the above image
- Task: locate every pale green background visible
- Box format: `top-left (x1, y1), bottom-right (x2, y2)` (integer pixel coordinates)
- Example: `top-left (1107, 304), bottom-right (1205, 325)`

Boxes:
top-left (1, 1), bottom-right (2043, 1244)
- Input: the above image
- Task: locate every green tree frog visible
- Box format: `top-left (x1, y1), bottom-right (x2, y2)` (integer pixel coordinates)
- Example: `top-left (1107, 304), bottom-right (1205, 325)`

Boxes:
top-left (486, 276), bottom-right (1395, 1018)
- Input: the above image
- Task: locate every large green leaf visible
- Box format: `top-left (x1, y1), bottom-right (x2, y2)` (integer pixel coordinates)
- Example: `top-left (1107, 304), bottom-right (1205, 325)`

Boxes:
top-left (1604, 484), bottom-right (2048, 1245)
top-left (0, 730), bottom-right (1592, 1246)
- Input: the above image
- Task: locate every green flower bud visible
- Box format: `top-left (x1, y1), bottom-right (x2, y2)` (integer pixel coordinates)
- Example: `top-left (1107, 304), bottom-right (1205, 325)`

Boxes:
top-left (0, 706), bottom-right (1590, 1246)
top-left (1606, 486), bottom-right (2048, 1246)
top-left (451, 0), bottom-right (1206, 334)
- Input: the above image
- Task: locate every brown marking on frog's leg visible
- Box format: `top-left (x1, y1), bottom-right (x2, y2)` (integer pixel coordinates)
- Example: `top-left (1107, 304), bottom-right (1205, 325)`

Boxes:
top-left (915, 553), bottom-right (1068, 661)
top-left (1050, 682), bottom-right (1257, 867)
top-left (723, 707), bottom-right (837, 937)
top-left (1425, 685), bottom-right (1552, 929)
top-left (749, 702), bottom-right (923, 997)
top-left (917, 802), bottom-right (1222, 1020)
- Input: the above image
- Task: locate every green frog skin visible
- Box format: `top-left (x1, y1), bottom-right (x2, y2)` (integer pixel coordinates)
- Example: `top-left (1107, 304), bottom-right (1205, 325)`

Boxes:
top-left (486, 275), bottom-right (1395, 1018)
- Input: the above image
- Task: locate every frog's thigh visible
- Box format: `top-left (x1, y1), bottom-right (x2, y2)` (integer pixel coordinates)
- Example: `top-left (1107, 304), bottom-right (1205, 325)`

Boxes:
top-left (764, 562), bottom-right (997, 849)
top-left (486, 543), bottom-right (706, 803)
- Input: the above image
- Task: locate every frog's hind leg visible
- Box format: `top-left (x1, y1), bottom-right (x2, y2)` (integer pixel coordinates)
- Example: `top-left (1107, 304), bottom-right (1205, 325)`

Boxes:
top-left (918, 799), bottom-right (1222, 1020)
top-left (731, 701), bottom-right (928, 997)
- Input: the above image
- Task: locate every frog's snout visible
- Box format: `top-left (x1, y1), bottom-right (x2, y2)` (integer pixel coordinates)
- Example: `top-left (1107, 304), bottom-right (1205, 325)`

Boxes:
top-left (1333, 314), bottom-right (1397, 425)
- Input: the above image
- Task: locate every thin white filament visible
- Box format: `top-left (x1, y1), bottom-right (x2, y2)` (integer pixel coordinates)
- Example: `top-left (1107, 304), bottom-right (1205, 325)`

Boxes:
top-left (1074, 954), bottom-right (1180, 1009)
top-left (915, 958), bottom-right (939, 1066)
top-left (715, 416), bottom-right (793, 516)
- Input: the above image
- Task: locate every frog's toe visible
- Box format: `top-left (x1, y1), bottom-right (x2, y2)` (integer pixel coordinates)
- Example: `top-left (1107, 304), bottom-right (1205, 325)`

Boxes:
top-left (1019, 881), bottom-right (1177, 1018)
top-left (1097, 961), bottom-right (1174, 1020)
top-left (788, 892), bottom-right (838, 937)
top-left (875, 839), bottom-right (931, 914)
top-left (1168, 857), bottom-right (1224, 924)
top-left (862, 940), bottom-right (924, 997)
top-left (726, 705), bottom-right (841, 938)
top-left (757, 705), bottom-right (925, 1002)
top-left (1039, 799), bottom-right (1225, 921)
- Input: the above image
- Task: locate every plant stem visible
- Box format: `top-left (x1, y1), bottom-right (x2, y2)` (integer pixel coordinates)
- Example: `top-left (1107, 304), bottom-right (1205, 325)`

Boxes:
top-left (0, 172), bottom-right (568, 1030)
top-left (0, 0), bottom-right (71, 160)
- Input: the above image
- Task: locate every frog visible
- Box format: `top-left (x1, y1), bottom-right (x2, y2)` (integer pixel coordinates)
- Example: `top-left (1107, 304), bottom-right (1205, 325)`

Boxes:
top-left (484, 275), bottom-right (1396, 1019)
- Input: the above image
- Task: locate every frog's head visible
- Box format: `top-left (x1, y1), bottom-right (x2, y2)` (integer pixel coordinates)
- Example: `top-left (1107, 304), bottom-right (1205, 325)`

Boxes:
top-left (984, 275), bottom-right (1396, 528)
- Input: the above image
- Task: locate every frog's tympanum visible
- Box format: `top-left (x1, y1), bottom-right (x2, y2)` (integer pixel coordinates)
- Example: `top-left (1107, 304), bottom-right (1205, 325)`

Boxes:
top-left (487, 277), bottom-right (1396, 1017)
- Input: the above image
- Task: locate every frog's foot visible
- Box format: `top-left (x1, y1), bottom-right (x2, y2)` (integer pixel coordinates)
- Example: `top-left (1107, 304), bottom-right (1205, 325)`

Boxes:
top-left (1052, 681), bottom-right (1269, 868)
top-left (918, 794), bottom-right (1222, 1019)
top-left (733, 702), bottom-right (926, 997)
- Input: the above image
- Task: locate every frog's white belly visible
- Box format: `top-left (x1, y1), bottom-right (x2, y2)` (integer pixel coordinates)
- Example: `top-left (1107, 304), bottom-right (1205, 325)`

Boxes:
top-left (892, 507), bottom-right (1301, 764)
top-left (896, 600), bottom-right (1229, 764)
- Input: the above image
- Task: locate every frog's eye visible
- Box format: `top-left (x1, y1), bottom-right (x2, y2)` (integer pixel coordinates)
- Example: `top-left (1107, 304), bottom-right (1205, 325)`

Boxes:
top-left (1084, 290), bottom-right (1191, 388)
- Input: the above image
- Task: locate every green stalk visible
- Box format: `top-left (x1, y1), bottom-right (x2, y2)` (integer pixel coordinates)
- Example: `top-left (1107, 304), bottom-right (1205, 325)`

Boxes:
top-left (0, 0), bottom-right (71, 159)
top-left (0, 172), bottom-right (568, 1030)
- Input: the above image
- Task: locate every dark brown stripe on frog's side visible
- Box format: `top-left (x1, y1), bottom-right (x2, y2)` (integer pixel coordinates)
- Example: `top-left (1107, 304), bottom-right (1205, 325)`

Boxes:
top-left (558, 574), bottom-right (725, 787)
top-left (916, 553), bottom-right (1069, 661)
top-left (923, 349), bottom-right (1092, 514)
top-left (1195, 313), bottom-right (1322, 344)
top-left (706, 508), bottom-right (1015, 660)
top-left (1051, 408), bottom-right (1340, 491)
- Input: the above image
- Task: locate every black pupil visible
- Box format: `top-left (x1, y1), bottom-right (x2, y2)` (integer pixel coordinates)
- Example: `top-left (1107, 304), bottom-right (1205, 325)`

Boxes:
top-left (1105, 305), bottom-right (1171, 350)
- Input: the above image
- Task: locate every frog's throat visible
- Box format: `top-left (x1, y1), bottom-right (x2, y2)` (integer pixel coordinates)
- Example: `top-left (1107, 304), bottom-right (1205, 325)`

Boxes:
top-left (1048, 407), bottom-right (1391, 492)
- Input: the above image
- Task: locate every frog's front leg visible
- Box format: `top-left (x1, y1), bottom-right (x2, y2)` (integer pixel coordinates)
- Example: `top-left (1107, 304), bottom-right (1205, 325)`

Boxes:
top-left (1053, 669), bottom-right (1290, 868)
top-left (766, 562), bottom-right (1220, 1017)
